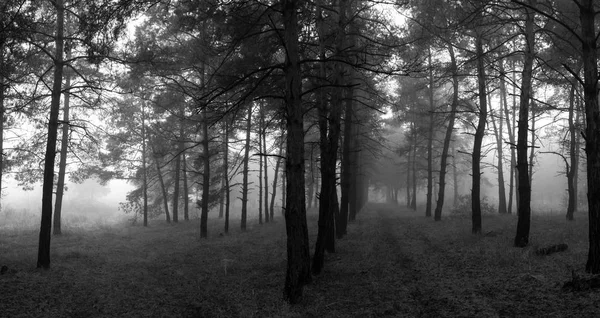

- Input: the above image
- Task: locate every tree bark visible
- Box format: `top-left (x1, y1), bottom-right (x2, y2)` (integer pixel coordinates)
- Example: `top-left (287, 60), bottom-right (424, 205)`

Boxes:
top-left (152, 145), bottom-right (171, 223)
top-left (172, 149), bottom-right (181, 223)
top-left (270, 136), bottom-right (282, 221)
top-left (38, 0), bottom-right (64, 269)
top-left (471, 30), bottom-right (487, 235)
top-left (566, 82), bottom-right (579, 220)
top-left (514, 0), bottom-right (535, 247)
top-left (241, 104), bottom-right (252, 231)
top-left (491, 100), bottom-right (507, 215)
top-left (223, 118), bottom-right (230, 233)
top-left (53, 42), bottom-right (71, 235)
top-left (499, 59), bottom-right (513, 214)
top-left (182, 151), bottom-right (189, 221)
top-left (529, 101), bottom-right (536, 187)
top-left (141, 104), bottom-right (148, 226)
top-left (434, 43), bottom-right (458, 221)
top-left (0, 39), bottom-right (5, 213)
top-left (579, 0), bottom-right (600, 274)
top-left (200, 108), bottom-right (210, 238)
top-left (259, 110), bottom-right (264, 225)
top-left (282, 0), bottom-right (311, 303)
top-left (262, 107), bottom-right (269, 223)
top-left (426, 46), bottom-right (435, 218)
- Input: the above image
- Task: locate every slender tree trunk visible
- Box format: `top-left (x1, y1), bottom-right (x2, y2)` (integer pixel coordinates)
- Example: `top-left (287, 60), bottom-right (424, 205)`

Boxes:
top-left (53, 43), bottom-right (71, 235)
top-left (259, 112), bottom-right (264, 225)
top-left (452, 143), bottom-right (458, 206)
top-left (339, 96), bottom-right (352, 237)
top-left (262, 108), bottom-right (269, 223)
top-left (566, 83), bottom-right (580, 220)
top-left (153, 147), bottom-right (171, 223)
top-left (172, 106), bottom-right (186, 223)
top-left (200, 108), bottom-right (210, 238)
top-left (172, 151), bottom-right (181, 223)
top-left (529, 102), bottom-right (536, 188)
top-left (434, 43), bottom-right (458, 221)
top-left (514, 0), bottom-right (535, 247)
top-left (141, 105), bottom-right (148, 226)
top-left (241, 104), bottom-right (252, 231)
top-left (471, 31), bottom-right (487, 235)
top-left (500, 60), bottom-right (514, 214)
top-left (37, 0), bottom-right (64, 269)
top-left (566, 87), bottom-right (576, 221)
top-left (182, 152), bottom-right (189, 221)
top-left (406, 145), bottom-right (411, 208)
top-left (270, 139), bottom-right (282, 220)
top-left (491, 102), bottom-right (507, 215)
top-left (223, 118), bottom-right (230, 233)
top-left (512, 59), bottom-right (519, 213)
top-left (0, 43), bottom-right (5, 213)
top-left (579, 0), bottom-right (600, 273)
top-left (411, 130), bottom-right (417, 210)
top-left (338, 14), bottom-right (357, 237)
top-left (426, 47), bottom-right (435, 218)
top-left (282, 0), bottom-right (311, 303)
top-left (307, 146), bottom-right (315, 210)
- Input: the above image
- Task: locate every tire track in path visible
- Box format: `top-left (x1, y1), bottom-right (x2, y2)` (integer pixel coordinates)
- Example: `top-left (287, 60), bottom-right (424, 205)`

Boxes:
top-left (367, 203), bottom-right (499, 317)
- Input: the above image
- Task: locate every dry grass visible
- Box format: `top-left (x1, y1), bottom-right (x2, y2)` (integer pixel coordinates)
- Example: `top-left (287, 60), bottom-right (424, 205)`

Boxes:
top-left (1, 204), bottom-right (599, 317)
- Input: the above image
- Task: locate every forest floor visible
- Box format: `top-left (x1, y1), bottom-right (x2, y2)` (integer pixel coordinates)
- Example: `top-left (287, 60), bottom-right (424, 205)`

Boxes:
top-left (1, 203), bottom-right (599, 317)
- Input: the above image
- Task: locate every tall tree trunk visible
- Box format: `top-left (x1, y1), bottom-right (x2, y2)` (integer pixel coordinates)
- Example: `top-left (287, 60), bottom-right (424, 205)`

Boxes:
top-left (579, 0), bottom-right (600, 273)
top-left (53, 42), bottom-right (71, 235)
top-left (452, 143), bottom-right (458, 206)
top-left (529, 102), bottom-right (536, 187)
top-left (406, 144), bottom-right (411, 208)
top-left (223, 118), bottom-right (230, 233)
top-left (0, 41), bottom-right (5, 213)
top-left (270, 138), bottom-right (283, 220)
top-left (566, 82), bottom-right (580, 220)
top-left (152, 146), bottom-right (171, 223)
top-left (241, 104), bottom-right (252, 231)
top-left (37, 0), bottom-right (64, 269)
top-left (514, 0), bottom-right (535, 247)
top-left (182, 152), bottom-right (189, 221)
top-left (200, 108), bottom-right (210, 238)
top-left (282, 0), bottom-right (311, 303)
top-left (307, 145), bottom-right (315, 210)
top-left (512, 59), bottom-right (519, 213)
top-left (172, 106), bottom-right (186, 223)
top-left (339, 93), bottom-right (353, 237)
top-left (262, 108), bottom-right (269, 223)
top-left (172, 150), bottom-right (181, 223)
top-left (259, 112), bottom-right (264, 225)
top-left (471, 31), bottom-right (487, 235)
top-left (313, 0), bottom-right (339, 275)
top-left (500, 60), bottom-right (514, 214)
top-left (411, 129), bottom-right (417, 211)
top-left (141, 104), bottom-right (148, 226)
top-left (434, 43), bottom-right (458, 221)
top-left (491, 101), bottom-right (507, 215)
top-left (426, 47), bottom-right (435, 218)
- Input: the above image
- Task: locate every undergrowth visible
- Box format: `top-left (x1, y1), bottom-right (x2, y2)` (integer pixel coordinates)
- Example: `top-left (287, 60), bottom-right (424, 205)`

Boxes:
top-left (0, 205), bottom-right (598, 317)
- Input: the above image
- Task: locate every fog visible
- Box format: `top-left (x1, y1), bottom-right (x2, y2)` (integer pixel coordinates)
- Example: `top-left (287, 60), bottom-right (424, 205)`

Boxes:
top-left (2, 177), bottom-right (133, 227)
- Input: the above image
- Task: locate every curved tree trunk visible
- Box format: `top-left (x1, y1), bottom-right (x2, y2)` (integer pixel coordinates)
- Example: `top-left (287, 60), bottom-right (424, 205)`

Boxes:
top-left (38, 0), bottom-right (65, 269)
top-left (472, 31), bottom-right (487, 235)
top-left (434, 43), bottom-right (458, 221)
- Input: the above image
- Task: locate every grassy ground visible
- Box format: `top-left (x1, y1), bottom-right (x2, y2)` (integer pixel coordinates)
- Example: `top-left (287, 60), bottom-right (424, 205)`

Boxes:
top-left (1, 204), bottom-right (599, 317)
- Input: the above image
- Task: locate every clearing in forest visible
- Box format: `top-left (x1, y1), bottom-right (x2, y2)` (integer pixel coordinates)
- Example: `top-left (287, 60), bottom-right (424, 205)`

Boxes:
top-left (1, 204), bottom-right (598, 317)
